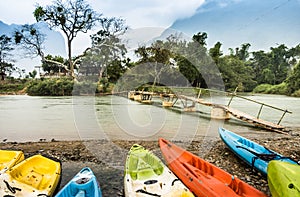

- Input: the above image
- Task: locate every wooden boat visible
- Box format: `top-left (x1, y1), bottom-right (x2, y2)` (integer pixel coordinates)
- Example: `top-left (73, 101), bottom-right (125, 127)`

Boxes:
top-left (267, 160), bottom-right (300, 197)
top-left (128, 91), bottom-right (135, 100)
top-left (55, 167), bottom-right (102, 197)
top-left (160, 93), bottom-right (176, 107)
top-left (0, 155), bottom-right (61, 197)
top-left (159, 138), bottom-right (267, 197)
top-left (162, 101), bottom-right (174, 107)
top-left (219, 127), bottom-right (298, 175)
top-left (0, 150), bottom-right (24, 173)
top-left (124, 144), bottom-right (194, 197)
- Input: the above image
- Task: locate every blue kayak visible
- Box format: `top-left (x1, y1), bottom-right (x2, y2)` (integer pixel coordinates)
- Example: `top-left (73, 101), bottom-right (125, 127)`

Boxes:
top-left (219, 127), bottom-right (298, 175)
top-left (55, 167), bottom-right (102, 197)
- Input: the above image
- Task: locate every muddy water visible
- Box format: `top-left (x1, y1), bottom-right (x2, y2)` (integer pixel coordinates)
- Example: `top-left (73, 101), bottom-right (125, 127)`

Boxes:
top-left (0, 94), bottom-right (299, 142)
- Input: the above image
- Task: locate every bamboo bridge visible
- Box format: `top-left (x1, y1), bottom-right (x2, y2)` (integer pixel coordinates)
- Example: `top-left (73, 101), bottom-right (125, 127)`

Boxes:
top-left (124, 89), bottom-right (292, 134)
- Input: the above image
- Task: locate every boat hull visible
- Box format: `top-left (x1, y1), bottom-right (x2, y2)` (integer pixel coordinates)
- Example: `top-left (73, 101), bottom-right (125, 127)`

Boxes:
top-left (0, 150), bottom-right (24, 173)
top-left (55, 167), bottom-right (102, 197)
top-left (0, 155), bottom-right (61, 196)
top-left (219, 127), bottom-right (298, 175)
top-left (159, 138), bottom-right (267, 197)
top-left (267, 160), bottom-right (300, 197)
top-left (124, 144), bottom-right (194, 197)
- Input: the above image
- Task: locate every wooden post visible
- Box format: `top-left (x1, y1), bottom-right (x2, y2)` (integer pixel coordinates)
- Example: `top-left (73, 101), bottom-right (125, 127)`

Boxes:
top-left (257, 104), bottom-right (264, 119)
top-left (277, 110), bottom-right (288, 125)
top-left (227, 94), bottom-right (235, 107)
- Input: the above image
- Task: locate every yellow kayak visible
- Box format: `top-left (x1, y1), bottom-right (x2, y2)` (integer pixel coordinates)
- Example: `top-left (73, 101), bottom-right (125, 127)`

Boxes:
top-left (0, 150), bottom-right (24, 173)
top-left (0, 154), bottom-right (61, 196)
top-left (267, 160), bottom-right (300, 197)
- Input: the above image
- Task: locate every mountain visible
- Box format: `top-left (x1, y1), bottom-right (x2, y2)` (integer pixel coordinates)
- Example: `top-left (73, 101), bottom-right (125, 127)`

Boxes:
top-left (170, 0), bottom-right (300, 53)
top-left (0, 20), bottom-right (66, 74)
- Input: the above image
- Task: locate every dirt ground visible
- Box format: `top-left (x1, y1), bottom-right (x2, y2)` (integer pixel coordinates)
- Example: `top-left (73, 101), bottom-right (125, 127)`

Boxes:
top-left (1, 128), bottom-right (300, 197)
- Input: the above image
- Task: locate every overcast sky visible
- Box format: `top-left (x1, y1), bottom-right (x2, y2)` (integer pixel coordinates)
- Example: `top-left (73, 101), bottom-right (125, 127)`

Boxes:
top-left (0, 0), bottom-right (204, 27)
top-left (0, 0), bottom-right (204, 56)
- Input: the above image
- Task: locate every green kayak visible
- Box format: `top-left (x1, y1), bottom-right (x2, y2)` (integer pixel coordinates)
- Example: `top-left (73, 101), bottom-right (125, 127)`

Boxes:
top-left (124, 144), bottom-right (194, 197)
top-left (267, 160), bottom-right (300, 197)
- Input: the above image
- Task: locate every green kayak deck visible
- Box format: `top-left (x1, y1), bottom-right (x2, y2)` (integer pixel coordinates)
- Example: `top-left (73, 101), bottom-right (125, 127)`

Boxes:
top-left (268, 160), bottom-right (300, 197)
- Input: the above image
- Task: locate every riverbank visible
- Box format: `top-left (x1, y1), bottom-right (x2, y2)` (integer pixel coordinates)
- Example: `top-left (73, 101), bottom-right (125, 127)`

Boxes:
top-left (1, 128), bottom-right (300, 196)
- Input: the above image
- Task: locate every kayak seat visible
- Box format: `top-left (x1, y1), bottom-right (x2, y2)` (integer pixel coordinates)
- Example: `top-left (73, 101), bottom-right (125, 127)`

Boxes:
top-left (144, 153), bottom-right (164, 176)
top-left (127, 151), bottom-right (164, 180)
top-left (227, 176), bottom-right (243, 194)
top-left (237, 138), bottom-right (254, 149)
top-left (190, 157), bottom-right (214, 176)
top-left (20, 169), bottom-right (44, 189)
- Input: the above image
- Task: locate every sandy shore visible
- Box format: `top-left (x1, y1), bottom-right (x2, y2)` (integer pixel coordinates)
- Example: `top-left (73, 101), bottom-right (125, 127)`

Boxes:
top-left (1, 128), bottom-right (300, 197)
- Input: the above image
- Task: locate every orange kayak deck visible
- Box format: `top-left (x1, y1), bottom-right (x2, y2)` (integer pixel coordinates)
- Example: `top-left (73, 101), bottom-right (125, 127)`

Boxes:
top-left (159, 138), bottom-right (267, 197)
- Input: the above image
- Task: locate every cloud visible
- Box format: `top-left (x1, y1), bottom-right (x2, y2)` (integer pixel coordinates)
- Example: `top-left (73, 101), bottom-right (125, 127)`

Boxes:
top-left (0, 0), bottom-right (53, 25)
top-left (89, 0), bottom-right (205, 28)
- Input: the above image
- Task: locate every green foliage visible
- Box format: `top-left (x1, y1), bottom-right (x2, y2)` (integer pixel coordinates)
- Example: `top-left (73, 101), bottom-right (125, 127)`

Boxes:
top-left (29, 70), bottom-right (37, 79)
top-left (72, 81), bottom-right (98, 95)
top-left (218, 56), bottom-right (256, 92)
top-left (26, 78), bottom-right (74, 96)
top-left (291, 89), bottom-right (300, 97)
top-left (0, 79), bottom-right (27, 94)
top-left (265, 82), bottom-right (288, 94)
top-left (0, 34), bottom-right (16, 77)
top-left (42, 55), bottom-right (66, 73)
top-left (253, 83), bottom-right (288, 95)
top-left (253, 84), bottom-right (273, 93)
top-left (34, 0), bottom-right (102, 78)
top-left (286, 62), bottom-right (300, 95)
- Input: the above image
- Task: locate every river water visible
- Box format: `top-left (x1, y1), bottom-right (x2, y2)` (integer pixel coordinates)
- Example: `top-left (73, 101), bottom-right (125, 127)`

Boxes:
top-left (0, 94), bottom-right (299, 142)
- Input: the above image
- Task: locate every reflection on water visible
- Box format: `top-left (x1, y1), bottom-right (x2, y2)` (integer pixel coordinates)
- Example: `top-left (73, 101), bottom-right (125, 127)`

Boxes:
top-left (0, 94), bottom-right (299, 142)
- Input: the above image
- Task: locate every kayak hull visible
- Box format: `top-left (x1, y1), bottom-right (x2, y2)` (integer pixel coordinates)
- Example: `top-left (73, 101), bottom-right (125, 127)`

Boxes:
top-left (219, 127), bottom-right (298, 175)
top-left (0, 155), bottom-right (61, 196)
top-left (159, 138), bottom-right (267, 197)
top-left (0, 150), bottom-right (24, 173)
top-left (267, 160), bottom-right (300, 197)
top-left (124, 144), bottom-right (194, 197)
top-left (55, 167), bottom-right (102, 197)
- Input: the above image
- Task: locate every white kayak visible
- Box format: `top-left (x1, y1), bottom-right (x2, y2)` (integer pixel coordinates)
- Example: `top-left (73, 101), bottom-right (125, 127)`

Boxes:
top-left (124, 144), bottom-right (194, 197)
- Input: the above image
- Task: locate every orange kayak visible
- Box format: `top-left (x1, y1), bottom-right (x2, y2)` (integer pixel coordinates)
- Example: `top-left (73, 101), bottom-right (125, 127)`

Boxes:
top-left (159, 138), bottom-right (267, 197)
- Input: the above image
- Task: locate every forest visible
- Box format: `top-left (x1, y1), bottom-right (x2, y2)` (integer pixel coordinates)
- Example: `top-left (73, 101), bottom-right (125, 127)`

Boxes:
top-left (0, 0), bottom-right (300, 96)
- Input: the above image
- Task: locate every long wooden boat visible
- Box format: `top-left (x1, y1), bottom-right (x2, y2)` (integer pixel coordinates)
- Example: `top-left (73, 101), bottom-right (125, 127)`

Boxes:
top-left (159, 138), bottom-right (267, 197)
top-left (124, 144), bottom-right (194, 197)
top-left (219, 127), bottom-right (298, 175)
top-left (0, 155), bottom-right (61, 196)
top-left (267, 160), bottom-right (300, 197)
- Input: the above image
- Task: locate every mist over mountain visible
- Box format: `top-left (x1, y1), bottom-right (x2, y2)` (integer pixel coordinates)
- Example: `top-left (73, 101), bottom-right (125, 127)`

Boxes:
top-left (170, 0), bottom-right (300, 53)
top-left (0, 20), bottom-right (66, 73)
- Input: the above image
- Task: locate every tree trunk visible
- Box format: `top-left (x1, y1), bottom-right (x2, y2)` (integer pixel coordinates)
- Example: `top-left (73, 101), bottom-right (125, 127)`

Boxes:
top-left (68, 40), bottom-right (75, 79)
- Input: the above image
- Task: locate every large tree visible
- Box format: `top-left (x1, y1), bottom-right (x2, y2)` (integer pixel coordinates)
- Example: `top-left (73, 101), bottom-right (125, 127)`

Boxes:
top-left (78, 17), bottom-right (128, 82)
top-left (0, 34), bottom-right (15, 79)
top-left (34, 0), bottom-right (101, 79)
top-left (14, 24), bottom-right (69, 73)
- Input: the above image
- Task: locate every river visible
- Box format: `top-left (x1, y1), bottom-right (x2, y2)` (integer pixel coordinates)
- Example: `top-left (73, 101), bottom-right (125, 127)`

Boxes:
top-left (0, 94), bottom-right (299, 142)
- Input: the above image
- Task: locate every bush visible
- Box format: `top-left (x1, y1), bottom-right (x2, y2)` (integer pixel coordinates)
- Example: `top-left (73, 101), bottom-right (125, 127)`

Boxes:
top-left (0, 79), bottom-right (28, 94)
top-left (72, 81), bottom-right (98, 95)
top-left (291, 89), bottom-right (300, 97)
top-left (252, 83), bottom-right (288, 95)
top-left (26, 78), bottom-right (74, 96)
top-left (265, 82), bottom-right (288, 95)
top-left (252, 84), bottom-right (273, 93)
